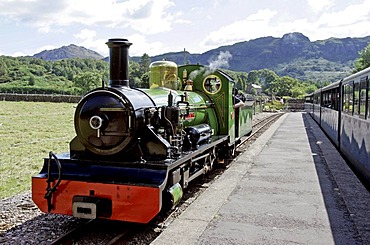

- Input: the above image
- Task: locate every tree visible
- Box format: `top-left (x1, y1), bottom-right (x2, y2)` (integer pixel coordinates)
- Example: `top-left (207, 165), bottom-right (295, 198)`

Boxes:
top-left (140, 72), bottom-right (150, 88)
top-left (129, 61), bottom-right (142, 87)
top-left (235, 79), bottom-right (244, 91)
top-left (139, 53), bottom-right (151, 74)
top-left (354, 42), bottom-right (370, 72)
top-left (250, 88), bottom-right (258, 96)
top-left (290, 85), bottom-right (306, 98)
top-left (0, 60), bottom-right (8, 76)
top-left (269, 76), bottom-right (297, 96)
top-left (258, 69), bottom-right (279, 94)
top-left (304, 83), bottom-right (318, 94)
top-left (247, 70), bottom-right (259, 84)
top-left (28, 75), bottom-right (36, 86)
top-left (73, 72), bottom-right (102, 94)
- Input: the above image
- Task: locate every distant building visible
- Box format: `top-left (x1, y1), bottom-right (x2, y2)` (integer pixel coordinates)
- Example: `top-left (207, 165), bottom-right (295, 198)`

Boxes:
top-left (246, 84), bottom-right (262, 94)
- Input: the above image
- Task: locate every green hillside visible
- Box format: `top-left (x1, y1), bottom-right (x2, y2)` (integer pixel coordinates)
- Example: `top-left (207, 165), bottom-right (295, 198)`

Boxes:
top-left (133, 33), bottom-right (370, 82)
top-left (1, 32), bottom-right (369, 98)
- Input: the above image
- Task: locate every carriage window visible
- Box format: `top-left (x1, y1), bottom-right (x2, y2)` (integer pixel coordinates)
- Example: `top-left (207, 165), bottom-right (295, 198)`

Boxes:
top-left (322, 92), bottom-right (329, 107)
top-left (353, 81), bottom-right (360, 116)
top-left (321, 93), bottom-right (325, 106)
top-left (332, 88), bottom-right (339, 110)
top-left (314, 93), bottom-right (319, 104)
top-left (360, 77), bottom-right (367, 118)
top-left (343, 83), bottom-right (353, 114)
top-left (343, 85), bottom-right (348, 113)
top-left (336, 88), bottom-right (340, 110)
top-left (322, 88), bottom-right (339, 110)
top-left (305, 95), bottom-right (313, 103)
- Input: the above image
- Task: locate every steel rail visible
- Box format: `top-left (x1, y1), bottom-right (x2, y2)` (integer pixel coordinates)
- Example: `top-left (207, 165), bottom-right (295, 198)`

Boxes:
top-left (238, 113), bottom-right (283, 148)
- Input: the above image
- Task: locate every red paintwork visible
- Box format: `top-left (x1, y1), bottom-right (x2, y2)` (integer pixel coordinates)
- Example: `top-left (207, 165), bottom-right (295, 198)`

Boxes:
top-left (32, 177), bottom-right (161, 223)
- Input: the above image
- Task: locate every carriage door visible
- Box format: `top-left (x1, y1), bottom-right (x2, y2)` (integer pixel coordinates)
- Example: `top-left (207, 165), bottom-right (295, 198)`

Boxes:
top-left (233, 88), bottom-right (240, 139)
top-left (235, 107), bottom-right (240, 138)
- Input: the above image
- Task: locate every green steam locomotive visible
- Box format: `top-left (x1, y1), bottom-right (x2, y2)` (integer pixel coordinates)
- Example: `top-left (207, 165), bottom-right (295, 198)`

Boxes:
top-left (32, 38), bottom-right (254, 223)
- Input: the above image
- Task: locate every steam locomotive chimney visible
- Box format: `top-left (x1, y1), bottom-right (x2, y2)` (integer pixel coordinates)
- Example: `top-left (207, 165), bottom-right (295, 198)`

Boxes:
top-left (106, 38), bottom-right (132, 87)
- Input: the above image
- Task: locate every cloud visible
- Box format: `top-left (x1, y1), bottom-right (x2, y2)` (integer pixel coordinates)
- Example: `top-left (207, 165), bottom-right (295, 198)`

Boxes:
top-left (12, 51), bottom-right (27, 57)
top-left (71, 25), bottom-right (172, 56)
top-left (35, 45), bottom-right (58, 53)
top-left (202, 9), bottom-right (278, 47)
top-left (315, 0), bottom-right (370, 28)
top-left (307, 0), bottom-right (334, 13)
top-left (202, 1), bottom-right (370, 50)
top-left (307, 0), bottom-right (370, 39)
top-left (73, 30), bottom-right (167, 56)
top-left (73, 29), bottom-right (107, 56)
top-left (2, 0), bottom-right (370, 58)
top-left (126, 34), bottom-right (167, 56)
top-left (122, 0), bottom-right (176, 34)
top-left (74, 29), bottom-right (97, 41)
top-left (0, 0), bottom-right (178, 35)
top-left (0, 0), bottom-right (70, 33)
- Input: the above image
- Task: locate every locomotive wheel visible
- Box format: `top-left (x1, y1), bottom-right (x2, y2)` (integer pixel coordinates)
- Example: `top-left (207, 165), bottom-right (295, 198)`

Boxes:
top-left (228, 144), bottom-right (236, 159)
top-left (229, 144), bottom-right (236, 158)
top-left (208, 147), bottom-right (217, 171)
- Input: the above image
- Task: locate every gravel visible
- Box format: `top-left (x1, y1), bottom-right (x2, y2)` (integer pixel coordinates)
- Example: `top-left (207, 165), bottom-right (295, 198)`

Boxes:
top-left (0, 191), bottom-right (84, 244)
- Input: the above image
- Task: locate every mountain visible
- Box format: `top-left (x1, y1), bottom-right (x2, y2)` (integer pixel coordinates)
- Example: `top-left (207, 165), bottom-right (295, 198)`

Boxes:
top-left (33, 44), bottom-right (104, 61)
top-left (30, 33), bottom-right (370, 82)
top-left (132, 33), bottom-right (370, 82)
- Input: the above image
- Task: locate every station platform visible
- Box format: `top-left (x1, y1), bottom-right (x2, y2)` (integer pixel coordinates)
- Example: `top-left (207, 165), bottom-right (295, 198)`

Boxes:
top-left (151, 112), bottom-right (370, 245)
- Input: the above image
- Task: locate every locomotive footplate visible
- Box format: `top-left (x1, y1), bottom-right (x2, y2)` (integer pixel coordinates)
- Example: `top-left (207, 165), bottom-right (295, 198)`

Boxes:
top-left (32, 176), bottom-right (164, 223)
top-left (32, 153), bottom-right (168, 223)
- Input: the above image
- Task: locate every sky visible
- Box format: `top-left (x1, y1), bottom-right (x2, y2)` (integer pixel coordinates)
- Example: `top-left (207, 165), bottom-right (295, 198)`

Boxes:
top-left (0, 0), bottom-right (370, 57)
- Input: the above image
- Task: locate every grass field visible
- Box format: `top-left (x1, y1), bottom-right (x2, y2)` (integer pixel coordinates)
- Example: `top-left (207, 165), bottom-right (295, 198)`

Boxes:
top-left (0, 101), bottom-right (76, 199)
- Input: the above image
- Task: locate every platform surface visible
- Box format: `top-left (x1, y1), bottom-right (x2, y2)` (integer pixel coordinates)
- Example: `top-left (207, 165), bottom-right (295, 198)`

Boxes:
top-left (151, 112), bottom-right (370, 245)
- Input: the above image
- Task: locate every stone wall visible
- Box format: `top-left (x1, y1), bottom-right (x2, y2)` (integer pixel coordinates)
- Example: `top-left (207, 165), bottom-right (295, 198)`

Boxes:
top-left (0, 93), bottom-right (81, 103)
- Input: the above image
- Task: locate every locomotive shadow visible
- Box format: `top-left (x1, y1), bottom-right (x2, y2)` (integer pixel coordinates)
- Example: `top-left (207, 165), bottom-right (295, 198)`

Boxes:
top-left (302, 113), bottom-right (363, 243)
top-left (0, 213), bottom-right (83, 243)
top-left (0, 213), bottom-right (139, 244)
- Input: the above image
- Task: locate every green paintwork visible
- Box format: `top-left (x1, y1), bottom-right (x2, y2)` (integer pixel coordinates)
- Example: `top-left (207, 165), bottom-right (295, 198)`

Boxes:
top-left (145, 63), bottom-right (254, 145)
top-left (178, 64), bottom-right (236, 140)
top-left (238, 101), bottom-right (254, 137)
top-left (142, 88), bottom-right (209, 127)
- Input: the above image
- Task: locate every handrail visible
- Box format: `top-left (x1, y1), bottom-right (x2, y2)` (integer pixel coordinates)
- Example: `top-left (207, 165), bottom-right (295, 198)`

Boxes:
top-left (44, 151), bottom-right (63, 212)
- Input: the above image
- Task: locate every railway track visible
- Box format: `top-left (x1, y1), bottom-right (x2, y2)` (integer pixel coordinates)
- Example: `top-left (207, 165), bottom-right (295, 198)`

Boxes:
top-left (238, 112), bottom-right (283, 150)
top-left (49, 219), bottom-right (94, 245)
top-left (49, 219), bottom-right (139, 245)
